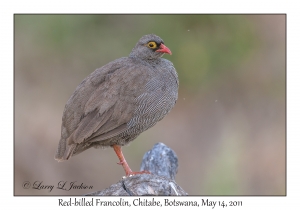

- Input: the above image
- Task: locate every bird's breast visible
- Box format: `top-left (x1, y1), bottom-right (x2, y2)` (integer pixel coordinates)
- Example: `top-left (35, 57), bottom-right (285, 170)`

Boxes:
top-left (126, 65), bottom-right (178, 133)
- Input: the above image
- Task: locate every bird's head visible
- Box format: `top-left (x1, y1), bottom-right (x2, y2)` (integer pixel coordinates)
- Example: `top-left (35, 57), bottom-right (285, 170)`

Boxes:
top-left (129, 34), bottom-right (172, 60)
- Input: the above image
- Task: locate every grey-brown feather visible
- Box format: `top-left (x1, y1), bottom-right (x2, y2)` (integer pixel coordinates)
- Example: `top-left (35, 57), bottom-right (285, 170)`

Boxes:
top-left (55, 34), bottom-right (178, 161)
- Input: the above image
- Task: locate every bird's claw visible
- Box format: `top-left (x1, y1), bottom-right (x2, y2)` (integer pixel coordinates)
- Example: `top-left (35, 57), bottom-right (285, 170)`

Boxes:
top-left (117, 161), bottom-right (124, 165)
top-left (125, 170), bottom-right (151, 177)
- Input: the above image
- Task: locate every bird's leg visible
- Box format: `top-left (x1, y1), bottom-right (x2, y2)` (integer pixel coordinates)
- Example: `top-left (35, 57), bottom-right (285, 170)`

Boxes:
top-left (112, 145), bottom-right (132, 175)
top-left (112, 144), bottom-right (150, 176)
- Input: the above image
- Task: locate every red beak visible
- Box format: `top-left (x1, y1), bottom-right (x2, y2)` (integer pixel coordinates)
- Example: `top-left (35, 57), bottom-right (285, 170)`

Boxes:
top-left (156, 43), bottom-right (172, 55)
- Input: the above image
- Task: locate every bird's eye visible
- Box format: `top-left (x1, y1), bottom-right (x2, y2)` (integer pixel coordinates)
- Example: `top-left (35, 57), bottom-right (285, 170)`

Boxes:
top-left (147, 41), bottom-right (157, 49)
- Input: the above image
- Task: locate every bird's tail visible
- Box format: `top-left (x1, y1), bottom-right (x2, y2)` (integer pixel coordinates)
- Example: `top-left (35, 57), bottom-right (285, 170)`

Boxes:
top-left (54, 138), bottom-right (76, 162)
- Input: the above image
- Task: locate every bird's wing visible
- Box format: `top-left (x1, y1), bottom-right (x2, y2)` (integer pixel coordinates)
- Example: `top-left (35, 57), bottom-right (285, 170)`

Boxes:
top-left (55, 58), bottom-right (149, 160)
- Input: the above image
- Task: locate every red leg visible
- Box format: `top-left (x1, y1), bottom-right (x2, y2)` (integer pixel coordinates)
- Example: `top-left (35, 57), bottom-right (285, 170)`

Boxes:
top-left (112, 145), bottom-right (150, 176)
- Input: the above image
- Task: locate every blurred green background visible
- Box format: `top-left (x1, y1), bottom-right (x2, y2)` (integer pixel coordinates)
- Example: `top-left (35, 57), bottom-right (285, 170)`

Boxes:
top-left (14, 14), bottom-right (285, 195)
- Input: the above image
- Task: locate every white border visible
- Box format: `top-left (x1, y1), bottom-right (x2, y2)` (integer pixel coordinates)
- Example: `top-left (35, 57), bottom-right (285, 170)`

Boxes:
top-left (2, 1), bottom-right (298, 209)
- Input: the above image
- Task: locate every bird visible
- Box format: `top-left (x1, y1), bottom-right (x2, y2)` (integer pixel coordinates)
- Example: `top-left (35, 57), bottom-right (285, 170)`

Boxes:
top-left (55, 34), bottom-right (179, 176)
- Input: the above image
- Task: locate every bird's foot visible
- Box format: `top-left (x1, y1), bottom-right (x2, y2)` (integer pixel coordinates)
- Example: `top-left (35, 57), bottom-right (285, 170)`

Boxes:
top-left (124, 170), bottom-right (151, 178)
top-left (126, 170), bottom-right (151, 176)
